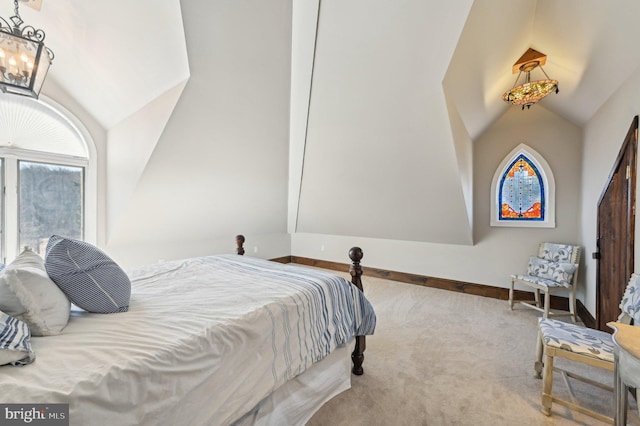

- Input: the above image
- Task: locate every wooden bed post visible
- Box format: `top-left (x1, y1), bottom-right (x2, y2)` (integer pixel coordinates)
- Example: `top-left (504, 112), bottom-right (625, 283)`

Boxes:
top-left (349, 247), bottom-right (366, 375)
top-left (236, 235), bottom-right (245, 256)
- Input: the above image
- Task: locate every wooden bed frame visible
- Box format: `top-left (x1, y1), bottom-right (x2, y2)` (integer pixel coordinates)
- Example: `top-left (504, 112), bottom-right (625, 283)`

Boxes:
top-left (235, 234), bottom-right (367, 375)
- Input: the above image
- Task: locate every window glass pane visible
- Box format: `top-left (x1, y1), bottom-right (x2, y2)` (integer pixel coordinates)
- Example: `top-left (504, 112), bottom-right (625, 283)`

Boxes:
top-left (19, 161), bottom-right (83, 256)
top-left (498, 154), bottom-right (544, 221)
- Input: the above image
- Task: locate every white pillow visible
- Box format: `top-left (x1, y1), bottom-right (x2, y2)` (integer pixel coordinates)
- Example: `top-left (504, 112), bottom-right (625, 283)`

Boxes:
top-left (0, 310), bottom-right (35, 366)
top-left (0, 248), bottom-right (70, 336)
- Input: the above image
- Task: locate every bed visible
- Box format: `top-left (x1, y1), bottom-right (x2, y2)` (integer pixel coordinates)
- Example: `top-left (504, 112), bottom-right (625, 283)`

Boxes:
top-left (0, 236), bottom-right (376, 426)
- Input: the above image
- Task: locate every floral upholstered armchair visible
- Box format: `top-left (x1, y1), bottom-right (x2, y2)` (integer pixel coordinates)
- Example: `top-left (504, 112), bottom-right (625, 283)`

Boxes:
top-left (509, 242), bottom-right (580, 322)
top-left (534, 273), bottom-right (640, 422)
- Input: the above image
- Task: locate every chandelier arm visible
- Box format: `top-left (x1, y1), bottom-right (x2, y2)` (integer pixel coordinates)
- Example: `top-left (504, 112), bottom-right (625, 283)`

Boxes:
top-left (511, 70), bottom-right (523, 88)
top-left (0, 16), bottom-right (11, 31)
top-left (20, 25), bottom-right (45, 42)
top-left (539, 65), bottom-right (551, 80)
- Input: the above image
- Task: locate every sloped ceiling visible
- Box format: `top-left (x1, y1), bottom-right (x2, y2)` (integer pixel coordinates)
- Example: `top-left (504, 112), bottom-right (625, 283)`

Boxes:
top-left (105, 0), bottom-right (292, 253)
top-left (4, 0), bottom-right (640, 250)
top-left (445, 0), bottom-right (640, 140)
top-left (294, 0), bottom-right (640, 245)
top-left (293, 0), bottom-right (475, 244)
top-left (0, 0), bottom-right (189, 129)
top-left (14, 0), bottom-right (637, 137)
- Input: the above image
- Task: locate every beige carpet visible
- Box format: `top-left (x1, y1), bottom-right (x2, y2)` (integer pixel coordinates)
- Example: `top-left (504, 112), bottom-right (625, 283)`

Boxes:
top-left (307, 272), bottom-right (637, 426)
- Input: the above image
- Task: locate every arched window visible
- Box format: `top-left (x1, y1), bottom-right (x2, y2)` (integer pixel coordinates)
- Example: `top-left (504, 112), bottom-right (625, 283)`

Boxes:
top-left (490, 144), bottom-right (555, 228)
top-left (499, 154), bottom-right (544, 220)
top-left (0, 95), bottom-right (96, 262)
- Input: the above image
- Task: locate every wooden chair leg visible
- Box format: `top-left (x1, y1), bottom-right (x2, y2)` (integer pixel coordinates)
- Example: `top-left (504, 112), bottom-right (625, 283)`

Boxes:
top-left (509, 279), bottom-right (515, 310)
top-left (619, 382), bottom-right (629, 426)
top-left (541, 350), bottom-right (554, 416)
top-left (535, 329), bottom-right (544, 379)
top-left (534, 289), bottom-right (541, 308)
top-left (569, 288), bottom-right (577, 323)
top-left (615, 358), bottom-right (628, 426)
top-left (543, 291), bottom-right (551, 318)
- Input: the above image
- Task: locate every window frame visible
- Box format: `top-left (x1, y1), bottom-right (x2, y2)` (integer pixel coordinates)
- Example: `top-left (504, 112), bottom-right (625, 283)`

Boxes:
top-left (490, 143), bottom-right (556, 228)
top-left (0, 94), bottom-right (97, 264)
top-left (18, 157), bottom-right (86, 256)
top-left (0, 147), bottom-right (89, 263)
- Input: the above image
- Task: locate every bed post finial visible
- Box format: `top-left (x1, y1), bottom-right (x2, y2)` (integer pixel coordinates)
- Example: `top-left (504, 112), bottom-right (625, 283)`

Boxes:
top-left (348, 246), bottom-right (366, 375)
top-left (236, 235), bottom-right (245, 256)
top-left (348, 247), bottom-right (364, 292)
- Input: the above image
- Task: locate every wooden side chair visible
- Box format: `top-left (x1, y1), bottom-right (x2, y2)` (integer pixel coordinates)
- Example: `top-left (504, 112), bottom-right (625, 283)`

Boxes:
top-left (509, 242), bottom-right (581, 322)
top-left (534, 273), bottom-right (640, 423)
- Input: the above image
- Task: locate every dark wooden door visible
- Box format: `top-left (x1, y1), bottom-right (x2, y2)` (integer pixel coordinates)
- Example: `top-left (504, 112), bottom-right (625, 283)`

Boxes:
top-left (596, 116), bottom-right (638, 331)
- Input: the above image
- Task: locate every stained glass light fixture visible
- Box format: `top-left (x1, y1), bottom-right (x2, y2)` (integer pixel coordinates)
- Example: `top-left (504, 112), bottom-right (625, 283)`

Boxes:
top-left (0, 0), bottom-right (54, 98)
top-left (502, 48), bottom-right (558, 110)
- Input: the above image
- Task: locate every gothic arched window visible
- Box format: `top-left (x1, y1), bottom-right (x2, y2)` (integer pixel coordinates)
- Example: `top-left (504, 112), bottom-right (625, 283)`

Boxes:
top-left (491, 144), bottom-right (555, 228)
top-left (499, 154), bottom-right (544, 221)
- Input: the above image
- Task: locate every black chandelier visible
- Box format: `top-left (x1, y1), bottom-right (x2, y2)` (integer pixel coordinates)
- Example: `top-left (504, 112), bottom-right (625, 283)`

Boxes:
top-left (0, 0), bottom-right (53, 98)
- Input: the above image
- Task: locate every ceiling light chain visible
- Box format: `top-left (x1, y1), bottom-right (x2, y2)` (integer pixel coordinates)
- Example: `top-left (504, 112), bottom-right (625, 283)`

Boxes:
top-left (0, 0), bottom-right (54, 98)
top-left (10, 0), bottom-right (23, 27)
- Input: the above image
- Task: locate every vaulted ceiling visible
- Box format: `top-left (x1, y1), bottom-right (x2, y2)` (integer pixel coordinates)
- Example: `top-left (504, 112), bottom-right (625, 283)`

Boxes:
top-left (0, 0), bottom-right (189, 129)
top-left (2, 0), bottom-right (640, 249)
top-left (6, 0), bottom-right (637, 135)
top-left (445, 0), bottom-right (640, 140)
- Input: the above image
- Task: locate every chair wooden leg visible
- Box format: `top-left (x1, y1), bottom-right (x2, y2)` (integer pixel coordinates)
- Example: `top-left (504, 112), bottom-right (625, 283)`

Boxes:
top-left (543, 291), bottom-right (551, 318)
top-left (618, 385), bottom-right (629, 425)
top-left (535, 329), bottom-right (544, 379)
top-left (509, 279), bottom-right (515, 310)
top-left (569, 288), bottom-right (577, 323)
top-left (615, 357), bottom-right (628, 426)
top-left (541, 349), bottom-right (554, 416)
top-left (619, 381), bottom-right (629, 425)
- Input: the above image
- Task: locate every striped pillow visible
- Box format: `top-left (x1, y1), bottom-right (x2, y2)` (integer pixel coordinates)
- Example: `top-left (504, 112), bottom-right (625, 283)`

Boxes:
top-left (44, 236), bottom-right (131, 314)
top-left (0, 311), bottom-right (35, 366)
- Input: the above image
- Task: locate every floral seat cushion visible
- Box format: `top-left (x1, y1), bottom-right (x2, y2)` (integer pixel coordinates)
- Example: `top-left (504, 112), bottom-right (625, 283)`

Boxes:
top-left (619, 273), bottom-right (640, 323)
top-left (511, 274), bottom-right (569, 289)
top-left (538, 318), bottom-right (614, 363)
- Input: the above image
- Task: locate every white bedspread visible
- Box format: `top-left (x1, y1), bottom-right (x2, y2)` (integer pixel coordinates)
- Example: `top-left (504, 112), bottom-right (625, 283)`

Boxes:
top-left (0, 255), bottom-right (376, 426)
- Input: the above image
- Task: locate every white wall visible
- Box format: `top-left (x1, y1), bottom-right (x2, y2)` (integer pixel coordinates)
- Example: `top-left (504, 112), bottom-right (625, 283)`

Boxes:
top-left (103, 0), bottom-right (293, 268)
top-left (475, 106), bottom-right (582, 291)
top-left (288, 0), bottom-right (320, 235)
top-left (445, 95), bottom-right (474, 232)
top-left (106, 80), bottom-right (187, 240)
top-left (580, 68), bottom-right (640, 314)
top-left (293, 105), bottom-right (582, 294)
top-left (291, 0), bottom-right (474, 245)
top-left (40, 79), bottom-right (108, 247)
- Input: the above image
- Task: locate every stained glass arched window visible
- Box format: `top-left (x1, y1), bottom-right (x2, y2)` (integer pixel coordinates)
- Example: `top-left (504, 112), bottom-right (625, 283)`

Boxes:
top-left (490, 144), bottom-right (555, 228)
top-left (499, 154), bottom-right (544, 221)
